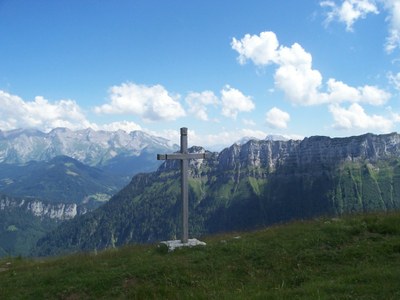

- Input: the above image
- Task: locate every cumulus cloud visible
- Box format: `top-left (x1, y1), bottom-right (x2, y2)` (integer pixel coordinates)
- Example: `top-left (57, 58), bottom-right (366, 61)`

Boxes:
top-left (274, 43), bottom-right (324, 105)
top-left (320, 0), bottom-right (379, 31)
top-left (220, 85), bottom-right (255, 119)
top-left (265, 107), bottom-right (291, 129)
top-left (0, 90), bottom-right (92, 132)
top-left (151, 127), bottom-right (303, 150)
top-left (186, 87), bottom-right (255, 121)
top-left (231, 31), bottom-right (279, 65)
top-left (326, 79), bottom-right (391, 105)
top-left (185, 90), bottom-right (219, 121)
top-left (321, 0), bottom-right (400, 54)
top-left (231, 31), bottom-right (325, 105)
top-left (329, 103), bottom-right (393, 131)
top-left (0, 90), bottom-right (147, 134)
top-left (95, 82), bottom-right (185, 122)
top-left (190, 128), bottom-right (270, 150)
top-left (96, 121), bottom-right (142, 132)
top-left (231, 31), bottom-right (390, 107)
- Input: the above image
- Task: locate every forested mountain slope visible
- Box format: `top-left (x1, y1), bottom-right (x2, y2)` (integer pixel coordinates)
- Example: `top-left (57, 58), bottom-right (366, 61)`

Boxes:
top-left (34, 133), bottom-right (400, 256)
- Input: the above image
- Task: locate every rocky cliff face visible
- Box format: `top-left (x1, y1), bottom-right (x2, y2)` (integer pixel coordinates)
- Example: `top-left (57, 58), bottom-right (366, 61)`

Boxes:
top-left (213, 132), bottom-right (400, 173)
top-left (34, 132), bottom-right (400, 256)
top-left (0, 194), bottom-right (89, 258)
top-left (157, 132), bottom-right (400, 180)
top-left (0, 195), bottom-right (87, 221)
top-left (218, 139), bottom-right (299, 173)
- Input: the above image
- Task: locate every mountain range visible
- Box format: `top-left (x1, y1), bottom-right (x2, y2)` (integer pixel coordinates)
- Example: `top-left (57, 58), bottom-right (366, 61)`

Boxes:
top-left (0, 127), bottom-right (179, 257)
top-left (0, 127), bottom-right (180, 201)
top-left (0, 127), bottom-right (177, 175)
top-left (34, 132), bottom-right (400, 256)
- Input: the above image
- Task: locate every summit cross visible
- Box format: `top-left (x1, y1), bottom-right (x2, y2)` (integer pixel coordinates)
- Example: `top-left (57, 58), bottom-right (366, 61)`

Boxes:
top-left (157, 127), bottom-right (209, 244)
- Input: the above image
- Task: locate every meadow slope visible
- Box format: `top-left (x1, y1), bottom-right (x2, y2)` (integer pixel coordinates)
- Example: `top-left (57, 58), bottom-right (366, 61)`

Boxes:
top-left (1, 212), bottom-right (400, 299)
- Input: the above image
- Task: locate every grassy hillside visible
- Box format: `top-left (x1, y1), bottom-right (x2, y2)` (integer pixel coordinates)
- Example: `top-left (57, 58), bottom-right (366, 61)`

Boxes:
top-left (1, 212), bottom-right (400, 299)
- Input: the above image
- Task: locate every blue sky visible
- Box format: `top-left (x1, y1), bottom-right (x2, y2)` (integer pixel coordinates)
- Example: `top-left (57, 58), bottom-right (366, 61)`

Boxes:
top-left (1, 0), bottom-right (400, 149)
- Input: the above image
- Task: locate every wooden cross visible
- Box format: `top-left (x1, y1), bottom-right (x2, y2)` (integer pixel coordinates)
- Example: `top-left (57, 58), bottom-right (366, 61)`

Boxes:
top-left (157, 127), bottom-right (209, 243)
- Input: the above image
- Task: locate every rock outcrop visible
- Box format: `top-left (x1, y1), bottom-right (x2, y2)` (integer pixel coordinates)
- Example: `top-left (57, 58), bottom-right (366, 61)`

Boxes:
top-left (0, 195), bottom-right (87, 221)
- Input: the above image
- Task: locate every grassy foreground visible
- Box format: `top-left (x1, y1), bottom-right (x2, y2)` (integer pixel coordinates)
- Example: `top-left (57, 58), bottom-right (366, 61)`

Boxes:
top-left (1, 213), bottom-right (400, 299)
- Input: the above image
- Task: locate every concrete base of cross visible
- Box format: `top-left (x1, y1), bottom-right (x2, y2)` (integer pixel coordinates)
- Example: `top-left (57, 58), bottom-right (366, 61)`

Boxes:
top-left (160, 238), bottom-right (206, 252)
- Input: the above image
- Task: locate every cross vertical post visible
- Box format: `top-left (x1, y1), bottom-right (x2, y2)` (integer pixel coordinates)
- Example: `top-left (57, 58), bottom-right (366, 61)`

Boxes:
top-left (180, 128), bottom-right (189, 243)
top-left (157, 127), bottom-right (209, 244)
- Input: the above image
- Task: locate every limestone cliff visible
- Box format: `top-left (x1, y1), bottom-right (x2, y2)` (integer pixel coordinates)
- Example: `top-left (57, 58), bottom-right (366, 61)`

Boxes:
top-left (0, 195), bottom-right (87, 221)
top-left (34, 132), bottom-right (400, 256)
top-left (217, 132), bottom-right (400, 172)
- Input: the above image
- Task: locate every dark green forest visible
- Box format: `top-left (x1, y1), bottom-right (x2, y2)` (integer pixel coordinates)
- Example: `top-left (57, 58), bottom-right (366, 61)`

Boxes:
top-left (34, 153), bottom-right (400, 256)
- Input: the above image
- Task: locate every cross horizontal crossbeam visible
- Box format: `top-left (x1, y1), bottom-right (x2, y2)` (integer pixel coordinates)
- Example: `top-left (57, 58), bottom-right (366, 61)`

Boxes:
top-left (157, 153), bottom-right (209, 160)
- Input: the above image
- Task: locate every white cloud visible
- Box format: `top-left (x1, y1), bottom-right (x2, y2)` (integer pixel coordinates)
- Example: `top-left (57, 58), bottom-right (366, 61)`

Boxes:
top-left (96, 121), bottom-right (142, 132)
top-left (0, 90), bottom-right (92, 132)
top-left (265, 107), bottom-right (291, 129)
top-left (151, 127), bottom-right (271, 150)
top-left (321, 1), bottom-right (400, 54)
top-left (231, 31), bottom-right (279, 65)
top-left (321, 0), bottom-right (379, 31)
top-left (231, 32), bottom-right (325, 105)
top-left (383, 0), bottom-right (400, 53)
top-left (276, 42), bottom-right (313, 67)
top-left (232, 31), bottom-right (390, 106)
top-left (0, 90), bottom-right (146, 134)
top-left (185, 90), bottom-right (219, 121)
top-left (220, 85), bottom-right (255, 119)
top-left (191, 128), bottom-right (303, 150)
top-left (326, 79), bottom-right (390, 105)
top-left (358, 84), bottom-right (391, 105)
top-left (95, 82), bottom-right (185, 122)
top-left (329, 103), bottom-right (393, 131)
top-left (325, 78), bottom-right (360, 103)
top-left (144, 127), bottom-right (303, 151)
top-left (190, 128), bottom-right (270, 150)
top-left (274, 44), bottom-right (324, 105)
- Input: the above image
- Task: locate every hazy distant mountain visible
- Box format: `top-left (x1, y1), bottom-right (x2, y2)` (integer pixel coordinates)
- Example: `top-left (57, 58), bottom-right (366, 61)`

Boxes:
top-left (34, 132), bottom-right (400, 256)
top-left (0, 127), bottom-right (178, 177)
top-left (0, 127), bottom-right (181, 206)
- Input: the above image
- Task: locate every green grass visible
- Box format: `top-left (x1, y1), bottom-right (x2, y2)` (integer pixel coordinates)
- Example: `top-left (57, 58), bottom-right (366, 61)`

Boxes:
top-left (1, 212), bottom-right (400, 299)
